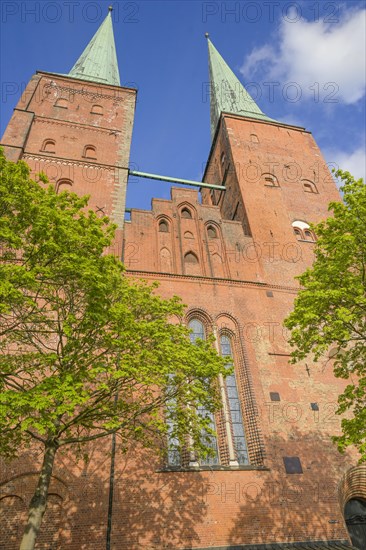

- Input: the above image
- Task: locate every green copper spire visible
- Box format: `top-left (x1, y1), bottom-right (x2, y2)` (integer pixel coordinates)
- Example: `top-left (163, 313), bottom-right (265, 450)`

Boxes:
top-left (69, 7), bottom-right (120, 86)
top-left (206, 35), bottom-right (276, 138)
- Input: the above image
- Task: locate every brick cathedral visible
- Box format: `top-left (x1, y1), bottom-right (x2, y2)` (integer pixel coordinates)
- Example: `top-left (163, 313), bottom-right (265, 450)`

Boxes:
top-left (1, 8), bottom-right (365, 550)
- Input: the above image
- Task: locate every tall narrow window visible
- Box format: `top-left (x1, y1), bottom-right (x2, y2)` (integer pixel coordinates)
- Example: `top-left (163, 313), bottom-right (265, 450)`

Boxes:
top-left (189, 319), bottom-right (219, 466)
top-left (220, 335), bottom-right (249, 465)
top-left (166, 386), bottom-right (181, 466)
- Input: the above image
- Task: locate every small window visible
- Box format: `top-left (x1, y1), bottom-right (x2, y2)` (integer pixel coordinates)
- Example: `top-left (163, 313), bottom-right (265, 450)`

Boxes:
top-left (83, 145), bottom-right (97, 159)
top-left (158, 220), bottom-right (169, 233)
top-left (263, 174), bottom-right (279, 187)
top-left (55, 98), bottom-right (68, 109)
top-left (303, 181), bottom-right (318, 194)
top-left (310, 403), bottom-right (319, 411)
top-left (250, 133), bottom-right (259, 143)
top-left (56, 179), bottom-right (73, 193)
top-left (304, 229), bottom-right (314, 241)
top-left (292, 221), bottom-right (313, 241)
top-left (91, 104), bottom-right (103, 115)
top-left (184, 252), bottom-right (198, 264)
top-left (207, 226), bottom-right (217, 239)
top-left (283, 457), bottom-right (303, 474)
top-left (41, 139), bottom-right (56, 153)
top-left (181, 208), bottom-right (192, 219)
top-left (270, 392), bottom-right (280, 402)
top-left (293, 228), bottom-right (302, 240)
top-left (220, 152), bottom-right (226, 166)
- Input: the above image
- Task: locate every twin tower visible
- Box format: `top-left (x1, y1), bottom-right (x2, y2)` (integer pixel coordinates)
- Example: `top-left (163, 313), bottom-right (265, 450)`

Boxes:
top-left (1, 8), bottom-right (360, 550)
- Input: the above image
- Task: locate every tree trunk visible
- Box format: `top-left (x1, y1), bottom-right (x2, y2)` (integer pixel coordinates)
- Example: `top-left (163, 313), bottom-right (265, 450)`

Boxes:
top-left (19, 442), bottom-right (58, 550)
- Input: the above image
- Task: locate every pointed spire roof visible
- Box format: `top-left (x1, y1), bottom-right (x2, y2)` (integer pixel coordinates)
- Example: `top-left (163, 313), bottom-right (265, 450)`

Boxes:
top-left (206, 36), bottom-right (276, 138)
top-left (68, 7), bottom-right (120, 86)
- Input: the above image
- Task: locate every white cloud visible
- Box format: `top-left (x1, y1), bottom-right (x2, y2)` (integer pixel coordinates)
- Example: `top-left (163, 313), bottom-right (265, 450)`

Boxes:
top-left (240, 7), bottom-right (366, 105)
top-left (324, 146), bottom-right (366, 182)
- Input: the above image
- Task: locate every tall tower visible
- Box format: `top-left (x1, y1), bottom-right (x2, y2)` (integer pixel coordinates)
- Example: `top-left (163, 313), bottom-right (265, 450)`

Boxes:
top-left (1, 8), bottom-right (136, 250)
top-left (202, 36), bottom-right (341, 287)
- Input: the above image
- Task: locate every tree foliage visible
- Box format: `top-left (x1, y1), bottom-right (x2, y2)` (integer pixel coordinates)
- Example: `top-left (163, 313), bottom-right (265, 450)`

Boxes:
top-left (0, 149), bottom-right (226, 548)
top-left (285, 170), bottom-right (366, 462)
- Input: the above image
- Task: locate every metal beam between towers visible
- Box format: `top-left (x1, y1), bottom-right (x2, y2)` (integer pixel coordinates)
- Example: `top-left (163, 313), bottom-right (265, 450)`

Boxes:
top-left (128, 170), bottom-right (225, 191)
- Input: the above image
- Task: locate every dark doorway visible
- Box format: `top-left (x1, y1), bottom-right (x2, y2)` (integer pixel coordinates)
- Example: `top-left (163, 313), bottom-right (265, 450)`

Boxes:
top-left (345, 497), bottom-right (366, 550)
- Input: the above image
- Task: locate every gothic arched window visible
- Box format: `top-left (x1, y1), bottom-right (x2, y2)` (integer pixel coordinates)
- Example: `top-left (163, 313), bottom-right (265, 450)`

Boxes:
top-left (158, 220), bottom-right (169, 233)
top-left (181, 207), bottom-right (192, 219)
top-left (188, 319), bottom-right (219, 466)
top-left (220, 334), bottom-right (249, 465)
top-left (184, 252), bottom-right (198, 264)
top-left (207, 225), bottom-right (217, 239)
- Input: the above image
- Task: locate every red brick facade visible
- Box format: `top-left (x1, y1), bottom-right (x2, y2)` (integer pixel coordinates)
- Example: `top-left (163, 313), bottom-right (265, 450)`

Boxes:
top-left (0, 67), bottom-right (362, 550)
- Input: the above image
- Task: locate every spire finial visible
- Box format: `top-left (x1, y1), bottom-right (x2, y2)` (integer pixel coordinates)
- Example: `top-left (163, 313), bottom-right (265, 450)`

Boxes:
top-left (108, 5), bottom-right (113, 11)
top-left (205, 32), bottom-right (209, 39)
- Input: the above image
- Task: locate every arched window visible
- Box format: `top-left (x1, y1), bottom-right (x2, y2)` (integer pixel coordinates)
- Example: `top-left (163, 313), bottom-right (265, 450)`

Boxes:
top-left (345, 498), bottom-right (366, 550)
top-left (188, 318), bottom-right (205, 342)
top-left (220, 152), bottom-right (226, 166)
top-left (293, 228), bottom-right (302, 240)
top-left (188, 318), bottom-right (219, 466)
top-left (41, 139), bottom-right (56, 153)
top-left (181, 207), bottom-right (192, 219)
top-left (207, 225), bottom-right (217, 239)
top-left (303, 180), bottom-right (318, 194)
top-left (184, 231), bottom-right (194, 239)
top-left (263, 173), bottom-right (279, 187)
top-left (250, 133), bottom-right (259, 143)
top-left (304, 229), bottom-right (315, 241)
top-left (56, 179), bottom-right (73, 194)
top-left (292, 220), bottom-right (315, 242)
top-left (220, 335), bottom-right (249, 465)
top-left (83, 145), bottom-right (97, 159)
top-left (55, 98), bottom-right (68, 109)
top-left (184, 252), bottom-right (198, 264)
top-left (158, 220), bottom-right (169, 233)
top-left (90, 104), bottom-right (103, 115)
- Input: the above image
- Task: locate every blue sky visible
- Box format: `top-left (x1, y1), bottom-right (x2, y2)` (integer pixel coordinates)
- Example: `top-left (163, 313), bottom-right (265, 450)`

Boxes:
top-left (1, 0), bottom-right (365, 212)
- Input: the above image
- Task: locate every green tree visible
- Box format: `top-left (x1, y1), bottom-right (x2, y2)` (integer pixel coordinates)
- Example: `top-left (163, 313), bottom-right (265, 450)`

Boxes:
top-left (0, 150), bottom-right (226, 550)
top-left (285, 170), bottom-right (366, 462)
